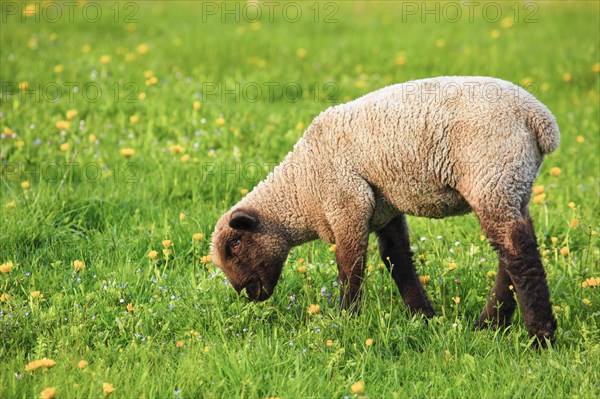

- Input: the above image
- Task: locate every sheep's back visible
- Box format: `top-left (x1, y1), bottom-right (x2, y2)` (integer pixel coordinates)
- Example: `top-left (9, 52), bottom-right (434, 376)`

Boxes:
top-left (308, 77), bottom-right (550, 219)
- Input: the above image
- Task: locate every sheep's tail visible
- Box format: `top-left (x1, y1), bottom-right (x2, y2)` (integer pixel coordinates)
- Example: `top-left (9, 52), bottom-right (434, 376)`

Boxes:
top-left (526, 102), bottom-right (560, 154)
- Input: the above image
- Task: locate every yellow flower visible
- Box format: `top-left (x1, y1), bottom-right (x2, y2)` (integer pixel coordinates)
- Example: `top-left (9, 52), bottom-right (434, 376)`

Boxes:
top-left (148, 250), bottom-right (158, 259)
top-left (582, 298), bottom-right (591, 306)
top-left (355, 80), bottom-right (366, 89)
top-left (82, 44), bottom-right (91, 53)
top-left (550, 167), bottom-right (561, 177)
top-left (581, 277), bottom-right (599, 288)
top-left (193, 101), bottom-right (201, 110)
top-left (351, 380), bottom-right (365, 395)
top-left (100, 55), bottom-right (112, 64)
top-left (551, 237), bottom-right (558, 245)
top-left (576, 135), bottom-right (585, 143)
top-left (138, 92), bottom-right (146, 100)
top-left (169, 144), bottom-right (184, 154)
top-left (448, 262), bottom-right (458, 271)
top-left (1, 261), bottom-right (13, 273)
top-left (215, 117), bottom-right (225, 126)
top-left (365, 338), bottom-right (374, 346)
top-left (163, 249), bottom-right (171, 257)
top-left (560, 247), bottom-right (569, 256)
top-left (66, 109), bottom-right (78, 120)
top-left (89, 134), bottom-right (97, 142)
top-left (54, 64), bottom-right (64, 74)
top-left (180, 154), bottom-right (190, 162)
top-left (533, 185), bottom-right (544, 195)
top-left (192, 233), bottom-right (203, 241)
top-left (19, 81), bottom-right (29, 90)
top-left (0, 293), bottom-right (9, 302)
top-left (40, 387), bottom-right (56, 399)
top-left (490, 30), bottom-right (500, 39)
top-left (25, 358), bottom-right (56, 372)
top-left (78, 360), bottom-right (88, 369)
top-left (60, 143), bottom-right (70, 152)
top-left (240, 188), bottom-right (249, 196)
top-left (568, 202), bottom-right (576, 209)
top-left (129, 115), bottom-right (139, 124)
top-left (120, 148), bottom-right (135, 158)
top-left (419, 275), bottom-right (430, 284)
top-left (308, 304), bottom-right (320, 314)
top-left (435, 39), bottom-right (446, 48)
top-left (296, 48), bottom-right (307, 58)
top-left (570, 219), bottom-right (579, 228)
top-left (20, 180), bottom-right (31, 190)
top-left (479, 234), bottom-right (486, 241)
top-left (296, 122), bottom-right (305, 131)
top-left (103, 382), bottom-right (116, 396)
top-left (532, 193), bottom-right (545, 204)
top-left (201, 255), bottom-right (212, 264)
top-left (144, 71), bottom-right (154, 80)
top-left (328, 244), bottom-right (336, 252)
top-left (179, 212), bottom-right (185, 221)
top-left (127, 303), bottom-right (134, 313)
top-left (501, 17), bottom-right (513, 29)
top-left (162, 240), bottom-right (172, 248)
top-left (326, 339), bottom-right (333, 346)
top-left (176, 341), bottom-right (184, 347)
top-left (137, 43), bottom-right (149, 54)
top-left (56, 120), bottom-right (70, 130)
top-left (521, 77), bottom-right (533, 86)
top-left (562, 73), bottom-right (572, 82)
top-left (31, 290), bottom-right (43, 299)
top-left (487, 270), bottom-right (496, 279)
top-left (6, 201), bottom-right (16, 209)
top-left (396, 53), bottom-right (406, 66)
top-left (145, 76), bottom-right (158, 86)
top-left (592, 63), bottom-right (600, 73)
top-left (297, 265), bottom-right (307, 274)
top-left (73, 260), bottom-right (85, 272)
top-left (453, 296), bottom-right (461, 304)
top-left (16, 140), bottom-right (25, 148)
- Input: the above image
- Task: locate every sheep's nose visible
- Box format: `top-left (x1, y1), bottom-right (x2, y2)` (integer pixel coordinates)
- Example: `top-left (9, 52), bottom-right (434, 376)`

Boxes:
top-left (244, 278), bottom-right (262, 301)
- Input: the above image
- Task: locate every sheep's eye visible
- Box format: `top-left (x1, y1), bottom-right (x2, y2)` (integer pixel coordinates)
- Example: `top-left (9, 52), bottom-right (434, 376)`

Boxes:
top-left (228, 239), bottom-right (241, 256)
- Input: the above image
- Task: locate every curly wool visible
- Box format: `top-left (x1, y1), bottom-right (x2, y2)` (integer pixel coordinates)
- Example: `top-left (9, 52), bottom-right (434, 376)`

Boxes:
top-left (228, 76), bottom-right (559, 245)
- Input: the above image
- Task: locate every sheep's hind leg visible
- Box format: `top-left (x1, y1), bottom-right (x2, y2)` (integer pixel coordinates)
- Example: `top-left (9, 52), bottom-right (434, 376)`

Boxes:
top-left (477, 212), bottom-right (556, 347)
top-left (376, 215), bottom-right (435, 318)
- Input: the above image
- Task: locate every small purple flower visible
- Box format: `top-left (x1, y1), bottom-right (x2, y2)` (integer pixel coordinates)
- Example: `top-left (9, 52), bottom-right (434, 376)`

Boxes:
top-left (455, 279), bottom-right (461, 284)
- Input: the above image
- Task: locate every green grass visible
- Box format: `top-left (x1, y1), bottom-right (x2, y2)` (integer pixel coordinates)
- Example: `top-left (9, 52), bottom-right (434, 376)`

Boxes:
top-left (1, 1), bottom-right (599, 398)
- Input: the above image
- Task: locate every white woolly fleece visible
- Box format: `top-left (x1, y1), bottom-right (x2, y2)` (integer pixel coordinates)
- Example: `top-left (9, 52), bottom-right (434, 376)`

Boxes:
top-left (228, 76), bottom-right (559, 245)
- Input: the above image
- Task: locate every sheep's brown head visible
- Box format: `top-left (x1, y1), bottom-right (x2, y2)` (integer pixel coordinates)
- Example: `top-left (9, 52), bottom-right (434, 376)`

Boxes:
top-left (211, 208), bottom-right (290, 301)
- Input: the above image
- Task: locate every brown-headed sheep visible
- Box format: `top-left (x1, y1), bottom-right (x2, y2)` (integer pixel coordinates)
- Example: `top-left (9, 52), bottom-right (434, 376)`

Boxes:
top-left (211, 76), bottom-right (559, 345)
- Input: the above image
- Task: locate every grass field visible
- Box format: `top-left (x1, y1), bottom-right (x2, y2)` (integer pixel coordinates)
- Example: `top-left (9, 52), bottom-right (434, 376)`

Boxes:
top-left (1, 1), bottom-right (599, 398)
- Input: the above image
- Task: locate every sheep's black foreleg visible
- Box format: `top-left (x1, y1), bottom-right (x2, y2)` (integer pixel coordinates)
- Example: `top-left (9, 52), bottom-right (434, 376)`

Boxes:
top-left (335, 233), bottom-right (368, 311)
top-left (376, 215), bottom-right (435, 317)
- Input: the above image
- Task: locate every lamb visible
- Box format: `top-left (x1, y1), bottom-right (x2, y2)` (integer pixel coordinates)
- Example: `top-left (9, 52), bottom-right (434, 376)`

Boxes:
top-left (211, 76), bottom-right (559, 345)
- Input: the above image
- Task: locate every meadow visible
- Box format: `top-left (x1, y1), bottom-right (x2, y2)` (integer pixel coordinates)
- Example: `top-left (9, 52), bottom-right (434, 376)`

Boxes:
top-left (1, 1), bottom-right (599, 398)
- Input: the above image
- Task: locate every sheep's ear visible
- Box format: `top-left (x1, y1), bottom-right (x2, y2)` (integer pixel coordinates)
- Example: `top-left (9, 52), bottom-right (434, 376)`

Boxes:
top-left (229, 210), bottom-right (257, 230)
